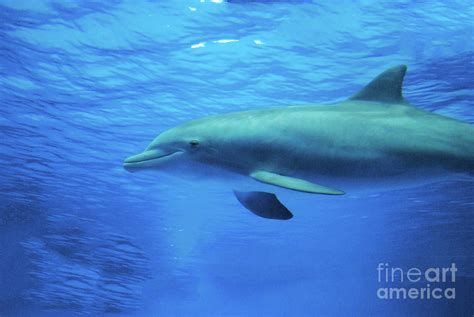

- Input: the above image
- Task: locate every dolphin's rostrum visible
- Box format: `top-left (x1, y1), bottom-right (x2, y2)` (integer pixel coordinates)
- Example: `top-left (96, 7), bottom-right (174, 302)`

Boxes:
top-left (124, 66), bottom-right (474, 220)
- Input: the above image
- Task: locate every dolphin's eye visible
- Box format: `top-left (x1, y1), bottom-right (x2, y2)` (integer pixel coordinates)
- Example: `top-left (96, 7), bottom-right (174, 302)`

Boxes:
top-left (189, 140), bottom-right (199, 147)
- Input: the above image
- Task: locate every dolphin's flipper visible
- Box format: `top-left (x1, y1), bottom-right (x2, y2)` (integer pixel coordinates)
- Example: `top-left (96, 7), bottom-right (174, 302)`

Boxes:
top-left (250, 171), bottom-right (344, 195)
top-left (234, 190), bottom-right (293, 220)
top-left (349, 65), bottom-right (407, 103)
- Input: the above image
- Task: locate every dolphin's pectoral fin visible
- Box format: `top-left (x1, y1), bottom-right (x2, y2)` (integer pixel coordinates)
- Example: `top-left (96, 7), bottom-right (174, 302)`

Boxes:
top-left (250, 171), bottom-right (345, 195)
top-left (234, 190), bottom-right (293, 220)
top-left (349, 65), bottom-right (407, 104)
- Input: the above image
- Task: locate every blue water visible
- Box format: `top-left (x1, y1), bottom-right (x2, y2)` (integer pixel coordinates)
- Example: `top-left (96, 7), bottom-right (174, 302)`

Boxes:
top-left (1, 1), bottom-right (473, 316)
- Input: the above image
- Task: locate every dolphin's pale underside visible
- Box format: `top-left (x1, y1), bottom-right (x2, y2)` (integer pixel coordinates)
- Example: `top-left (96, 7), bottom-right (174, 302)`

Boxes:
top-left (124, 65), bottom-right (474, 220)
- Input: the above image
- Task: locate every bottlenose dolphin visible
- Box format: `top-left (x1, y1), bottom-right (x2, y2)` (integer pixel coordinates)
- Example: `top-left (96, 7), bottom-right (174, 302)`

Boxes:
top-left (124, 66), bottom-right (473, 220)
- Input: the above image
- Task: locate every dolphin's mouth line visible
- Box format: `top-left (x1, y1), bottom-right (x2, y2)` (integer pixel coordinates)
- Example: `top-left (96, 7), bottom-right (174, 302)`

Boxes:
top-left (123, 150), bottom-right (183, 169)
top-left (126, 151), bottom-right (179, 163)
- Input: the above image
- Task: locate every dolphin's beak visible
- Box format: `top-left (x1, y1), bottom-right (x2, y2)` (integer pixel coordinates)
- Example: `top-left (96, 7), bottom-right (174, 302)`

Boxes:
top-left (123, 149), bottom-right (182, 172)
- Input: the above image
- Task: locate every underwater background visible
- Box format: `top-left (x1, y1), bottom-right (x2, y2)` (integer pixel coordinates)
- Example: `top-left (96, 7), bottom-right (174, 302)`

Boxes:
top-left (0, 0), bottom-right (473, 316)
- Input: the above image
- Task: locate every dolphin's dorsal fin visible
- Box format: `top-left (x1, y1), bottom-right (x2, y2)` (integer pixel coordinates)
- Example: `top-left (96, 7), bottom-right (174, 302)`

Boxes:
top-left (349, 65), bottom-right (407, 103)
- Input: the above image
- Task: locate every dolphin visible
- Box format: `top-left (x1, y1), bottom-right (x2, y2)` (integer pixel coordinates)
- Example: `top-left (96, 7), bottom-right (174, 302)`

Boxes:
top-left (124, 65), bottom-right (474, 220)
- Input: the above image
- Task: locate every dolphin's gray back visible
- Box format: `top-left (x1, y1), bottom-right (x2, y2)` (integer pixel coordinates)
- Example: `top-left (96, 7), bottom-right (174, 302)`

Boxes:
top-left (210, 102), bottom-right (474, 180)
